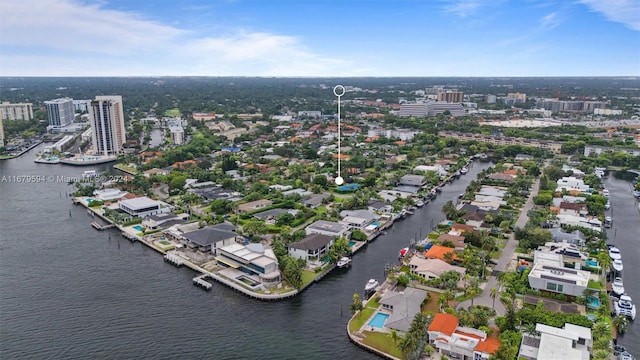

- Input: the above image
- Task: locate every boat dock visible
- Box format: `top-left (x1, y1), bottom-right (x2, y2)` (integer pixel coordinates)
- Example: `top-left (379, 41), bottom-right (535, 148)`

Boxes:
top-left (91, 222), bottom-right (115, 230)
top-left (193, 275), bottom-right (213, 291)
top-left (164, 252), bottom-right (185, 267)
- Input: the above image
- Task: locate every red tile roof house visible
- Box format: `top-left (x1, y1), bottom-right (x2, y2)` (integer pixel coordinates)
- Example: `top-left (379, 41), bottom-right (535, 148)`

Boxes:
top-left (427, 313), bottom-right (500, 360)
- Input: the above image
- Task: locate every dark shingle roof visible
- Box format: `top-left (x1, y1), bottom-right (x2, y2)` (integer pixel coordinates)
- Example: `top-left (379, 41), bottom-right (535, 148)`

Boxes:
top-left (289, 234), bottom-right (333, 251)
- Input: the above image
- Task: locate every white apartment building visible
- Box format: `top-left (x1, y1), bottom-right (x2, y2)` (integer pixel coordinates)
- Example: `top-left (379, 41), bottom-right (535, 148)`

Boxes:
top-left (0, 102), bottom-right (33, 121)
top-left (45, 98), bottom-right (75, 128)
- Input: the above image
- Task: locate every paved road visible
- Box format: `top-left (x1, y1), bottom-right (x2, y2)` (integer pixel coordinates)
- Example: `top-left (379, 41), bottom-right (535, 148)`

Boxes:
top-left (456, 175), bottom-right (542, 315)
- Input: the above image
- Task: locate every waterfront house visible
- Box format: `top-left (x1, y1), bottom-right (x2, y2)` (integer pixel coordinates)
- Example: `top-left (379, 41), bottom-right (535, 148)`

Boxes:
top-left (142, 212), bottom-right (190, 230)
top-left (462, 211), bottom-right (487, 230)
top-left (237, 199), bottom-right (273, 213)
top-left (93, 188), bottom-right (128, 201)
top-left (518, 323), bottom-right (592, 360)
top-left (527, 251), bottom-right (589, 297)
top-left (288, 234), bottom-right (334, 262)
top-left (399, 174), bottom-right (427, 187)
top-left (515, 153), bottom-right (534, 162)
top-left (478, 186), bottom-right (508, 198)
top-left (180, 224), bottom-right (240, 255)
top-left (488, 173), bottom-right (516, 183)
top-left (414, 164), bottom-right (447, 178)
top-left (119, 197), bottom-right (171, 218)
top-left (216, 243), bottom-right (281, 288)
top-left (555, 214), bottom-right (602, 232)
top-left (409, 257), bottom-right (466, 280)
top-left (450, 223), bottom-right (475, 235)
top-left (437, 234), bottom-right (466, 250)
top-left (537, 242), bottom-right (588, 267)
top-left (425, 245), bottom-right (458, 263)
top-left (558, 202), bottom-right (588, 217)
top-left (428, 313), bottom-right (500, 360)
top-left (378, 288), bottom-right (428, 332)
top-left (340, 209), bottom-right (378, 229)
top-left (549, 228), bottom-right (586, 246)
top-left (368, 199), bottom-right (394, 214)
top-left (305, 220), bottom-right (350, 238)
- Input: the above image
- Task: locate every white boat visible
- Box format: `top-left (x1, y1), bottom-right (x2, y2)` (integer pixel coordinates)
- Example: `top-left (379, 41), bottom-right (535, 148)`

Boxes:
top-left (460, 167), bottom-right (468, 175)
top-left (612, 259), bottom-right (624, 273)
top-left (603, 189), bottom-right (610, 197)
top-left (399, 247), bottom-right (409, 258)
top-left (612, 277), bottom-right (625, 296)
top-left (337, 257), bottom-right (352, 268)
top-left (633, 190), bottom-right (640, 198)
top-left (605, 201), bottom-right (611, 210)
top-left (609, 247), bottom-right (622, 260)
top-left (619, 351), bottom-right (634, 360)
top-left (615, 294), bottom-right (636, 320)
top-left (416, 201), bottom-right (425, 208)
top-left (364, 279), bottom-right (379, 292)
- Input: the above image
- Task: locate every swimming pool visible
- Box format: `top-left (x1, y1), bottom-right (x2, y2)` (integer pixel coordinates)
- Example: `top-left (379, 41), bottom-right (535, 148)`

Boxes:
top-left (133, 225), bottom-right (144, 231)
top-left (348, 241), bottom-right (356, 247)
top-left (368, 312), bottom-right (389, 328)
top-left (587, 296), bottom-right (601, 309)
top-left (372, 221), bottom-right (381, 227)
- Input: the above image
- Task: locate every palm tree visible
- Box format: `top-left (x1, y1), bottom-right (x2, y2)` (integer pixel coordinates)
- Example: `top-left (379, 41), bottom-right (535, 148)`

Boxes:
top-left (466, 286), bottom-right (479, 307)
top-left (388, 329), bottom-right (402, 346)
top-left (591, 321), bottom-right (610, 339)
top-left (350, 293), bottom-right (363, 316)
top-left (523, 322), bottom-right (539, 337)
top-left (490, 287), bottom-right (498, 310)
top-left (613, 315), bottom-right (630, 335)
top-left (438, 294), bottom-right (448, 313)
top-left (596, 252), bottom-right (611, 277)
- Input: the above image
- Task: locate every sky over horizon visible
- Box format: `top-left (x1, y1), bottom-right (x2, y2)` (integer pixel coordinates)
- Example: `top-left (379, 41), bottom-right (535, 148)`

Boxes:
top-left (1, 0), bottom-right (639, 77)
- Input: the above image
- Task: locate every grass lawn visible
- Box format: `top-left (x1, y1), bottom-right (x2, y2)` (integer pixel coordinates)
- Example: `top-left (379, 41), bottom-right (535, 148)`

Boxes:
top-left (348, 307), bottom-right (376, 333)
top-left (421, 294), bottom-right (440, 315)
top-left (164, 108), bottom-right (182, 117)
top-left (588, 280), bottom-right (603, 290)
top-left (361, 331), bottom-right (406, 359)
top-left (301, 269), bottom-right (317, 287)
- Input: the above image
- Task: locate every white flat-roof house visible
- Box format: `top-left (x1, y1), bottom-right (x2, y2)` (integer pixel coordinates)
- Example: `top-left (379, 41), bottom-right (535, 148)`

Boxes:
top-left (216, 243), bottom-right (280, 287)
top-left (305, 220), bottom-right (350, 238)
top-left (528, 251), bottom-right (590, 297)
top-left (555, 177), bottom-right (591, 193)
top-left (340, 209), bottom-right (378, 230)
top-left (119, 197), bottom-right (171, 218)
top-left (518, 323), bottom-right (592, 360)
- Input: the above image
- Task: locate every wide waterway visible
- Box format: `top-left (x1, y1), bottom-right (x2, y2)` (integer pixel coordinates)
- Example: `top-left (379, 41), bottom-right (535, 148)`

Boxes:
top-left (1, 146), bottom-right (489, 359)
top-left (604, 173), bottom-right (640, 355)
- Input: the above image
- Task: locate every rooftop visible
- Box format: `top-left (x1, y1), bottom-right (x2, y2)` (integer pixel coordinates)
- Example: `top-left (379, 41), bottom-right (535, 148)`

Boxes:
top-left (428, 313), bottom-right (459, 336)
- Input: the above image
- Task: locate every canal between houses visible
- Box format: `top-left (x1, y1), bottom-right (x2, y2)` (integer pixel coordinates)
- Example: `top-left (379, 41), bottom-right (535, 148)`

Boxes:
top-left (0, 145), bottom-right (491, 359)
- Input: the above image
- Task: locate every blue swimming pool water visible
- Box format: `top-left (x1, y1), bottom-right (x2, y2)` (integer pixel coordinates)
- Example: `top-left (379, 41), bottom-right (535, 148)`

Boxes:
top-left (367, 312), bottom-right (389, 328)
top-left (372, 221), bottom-right (381, 227)
top-left (585, 259), bottom-right (598, 267)
top-left (133, 225), bottom-right (144, 231)
top-left (587, 297), bottom-right (601, 309)
top-left (348, 241), bottom-right (356, 247)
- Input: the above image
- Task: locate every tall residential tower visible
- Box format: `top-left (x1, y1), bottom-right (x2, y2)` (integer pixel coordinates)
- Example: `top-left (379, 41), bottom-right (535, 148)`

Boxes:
top-left (45, 98), bottom-right (75, 128)
top-left (90, 95), bottom-right (126, 156)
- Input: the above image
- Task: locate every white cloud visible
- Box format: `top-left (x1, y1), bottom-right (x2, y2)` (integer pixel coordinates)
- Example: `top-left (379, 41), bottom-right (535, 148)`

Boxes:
top-left (579, 0), bottom-right (640, 31)
top-left (540, 12), bottom-right (562, 30)
top-left (0, 0), bottom-right (354, 76)
top-left (440, 0), bottom-right (504, 17)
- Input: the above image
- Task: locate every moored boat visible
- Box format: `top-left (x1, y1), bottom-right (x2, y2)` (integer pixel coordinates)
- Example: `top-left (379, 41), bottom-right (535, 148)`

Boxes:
top-left (612, 259), bottom-right (624, 273)
top-left (399, 247), bottom-right (409, 258)
top-left (612, 277), bottom-right (625, 296)
top-left (614, 294), bottom-right (636, 320)
top-left (460, 167), bottom-right (468, 175)
top-left (364, 279), bottom-right (379, 292)
top-left (337, 257), bottom-right (352, 268)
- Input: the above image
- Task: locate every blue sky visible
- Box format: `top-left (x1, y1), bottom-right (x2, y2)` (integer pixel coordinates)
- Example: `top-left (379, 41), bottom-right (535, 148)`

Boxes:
top-left (1, 0), bottom-right (639, 76)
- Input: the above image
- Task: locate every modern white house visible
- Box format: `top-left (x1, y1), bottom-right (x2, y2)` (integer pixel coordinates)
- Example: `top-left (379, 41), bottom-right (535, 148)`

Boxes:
top-left (528, 251), bottom-right (590, 297)
top-left (414, 164), bottom-right (447, 177)
top-left (555, 177), bottom-right (591, 193)
top-left (518, 323), bottom-right (592, 360)
top-left (92, 188), bottom-right (128, 201)
top-left (216, 243), bottom-right (281, 287)
top-left (119, 197), bottom-right (171, 218)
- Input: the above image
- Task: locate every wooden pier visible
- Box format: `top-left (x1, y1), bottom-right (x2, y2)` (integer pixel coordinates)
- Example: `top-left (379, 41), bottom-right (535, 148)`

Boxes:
top-left (193, 275), bottom-right (213, 291)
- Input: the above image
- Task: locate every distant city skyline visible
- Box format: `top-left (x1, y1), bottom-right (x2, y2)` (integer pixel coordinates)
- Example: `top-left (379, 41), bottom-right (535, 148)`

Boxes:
top-left (1, 0), bottom-right (639, 77)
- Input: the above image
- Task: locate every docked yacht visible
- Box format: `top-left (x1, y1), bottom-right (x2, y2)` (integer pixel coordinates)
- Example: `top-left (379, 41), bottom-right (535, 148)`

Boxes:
top-left (416, 201), bottom-right (425, 208)
top-left (460, 167), bottom-right (468, 175)
top-left (337, 257), bottom-right (352, 268)
top-left (612, 277), bottom-right (625, 296)
top-left (364, 279), bottom-right (379, 292)
top-left (614, 294), bottom-right (636, 320)
top-left (609, 247), bottom-right (622, 260)
top-left (605, 201), bottom-right (611, 210)
top-left (612, 259), bottom-right (624, 273)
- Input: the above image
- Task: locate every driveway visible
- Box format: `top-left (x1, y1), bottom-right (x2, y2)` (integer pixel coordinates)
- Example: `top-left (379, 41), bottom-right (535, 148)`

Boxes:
top-left (456, 176), bottom-right (541, 316)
